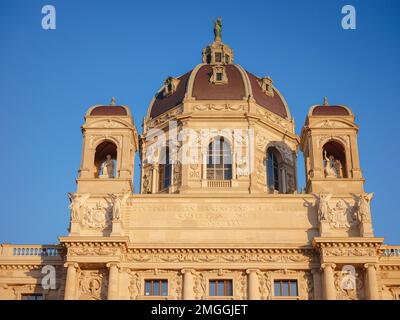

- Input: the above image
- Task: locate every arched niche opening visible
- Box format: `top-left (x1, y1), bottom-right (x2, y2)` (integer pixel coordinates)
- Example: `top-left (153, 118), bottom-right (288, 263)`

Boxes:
top-left (266, 147), bottom-right (284, 193)
top-left (94, 140), bottom-right (117, 178)
top-left (207, 136), bottom-right (232, 180)
top-left (322, 140), bottom-right (347, 178)
top-left (158, 146), bottom-right (172, 191)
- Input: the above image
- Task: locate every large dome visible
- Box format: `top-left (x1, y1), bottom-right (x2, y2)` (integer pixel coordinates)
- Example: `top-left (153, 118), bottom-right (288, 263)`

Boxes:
top-left (147, 40), bottom-right (290, 120)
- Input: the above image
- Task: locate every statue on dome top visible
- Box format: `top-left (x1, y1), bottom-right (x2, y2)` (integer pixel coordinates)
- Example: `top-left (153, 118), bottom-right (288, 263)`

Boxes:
top-left (213, 17), bottom-right (222, 42)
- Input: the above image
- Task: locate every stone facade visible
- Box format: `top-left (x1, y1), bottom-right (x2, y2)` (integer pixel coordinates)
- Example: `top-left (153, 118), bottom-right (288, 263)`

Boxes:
top-left (1, 27), bottom-right (400, 301)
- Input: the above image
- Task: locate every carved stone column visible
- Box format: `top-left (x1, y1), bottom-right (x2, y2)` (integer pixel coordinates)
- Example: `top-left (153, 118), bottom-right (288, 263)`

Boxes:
top-left (311, 268), bottom-right (323, 300)
top-left (246, 269), bottom-right (260, 300)
top-left (182, 269), bottom-right (195, 300)
top-left (64, 262), bottom-right (78, 300)
top-left (201, 151), bottom-right (207, 187)
top-left (321, 263), bottom-right (336, 300)
top-left (107, 263), bottom-right (119, 300)
top-left (151, 164), bottom-right (158, 193)
top-left (364, 263), bottom-right (379, 300)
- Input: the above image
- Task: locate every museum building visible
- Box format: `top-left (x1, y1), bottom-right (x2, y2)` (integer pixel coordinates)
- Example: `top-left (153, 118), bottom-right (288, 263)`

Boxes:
top-left (0, 23), bottom-right (399, 300)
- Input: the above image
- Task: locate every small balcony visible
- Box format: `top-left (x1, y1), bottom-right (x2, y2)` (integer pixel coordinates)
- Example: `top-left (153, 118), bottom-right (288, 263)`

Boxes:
top-left (207, 180), bottom-right (232, 188)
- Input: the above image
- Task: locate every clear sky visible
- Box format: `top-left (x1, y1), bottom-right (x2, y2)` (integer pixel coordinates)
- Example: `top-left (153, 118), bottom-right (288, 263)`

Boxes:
top-left (0, 0), bottom-right (399, 245)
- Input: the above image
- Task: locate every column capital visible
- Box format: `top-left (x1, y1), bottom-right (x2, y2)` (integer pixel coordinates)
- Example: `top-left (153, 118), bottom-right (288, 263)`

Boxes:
top-left (106, 262), bottom-right (120, 269)
top-left (181, 268), bottom-right (195, 275)
top-left (364, 263), bottom-right (378, 270)
top-left (64, 262), bottom-right (79, 269)
top-left (321, 263), bottom-right (336, 270)
top-left (246, 268), bottom-right (260, 275)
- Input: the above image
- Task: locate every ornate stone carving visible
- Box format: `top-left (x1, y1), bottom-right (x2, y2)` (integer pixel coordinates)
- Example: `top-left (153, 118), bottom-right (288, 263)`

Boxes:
top-left (316, 193), bottom-right (357, 229)
top-left (108, 193), bottom-right (129, 222)
top-left (124, 250), bottom-right (312, 264)
top-left (323, 247), bottom-right (376, 257)
top-left (81, 201), bottom-right (112, 229)
top-left (317, 192), bottom-right (332, 222)
top-left (355, 193), bottom-right (373, 223)
top-left (78, 270), bottom-right (107, 300)
top-left (68, 247), bottom-right (118, 256)
top-left (334, 268), bottom-right (365, 300)
top-left (128, 271), bottom-right (140, 300)
top-left (67, 193), bottom-right (90, 222)
top-left (192, 104), bottom-right (244, 112)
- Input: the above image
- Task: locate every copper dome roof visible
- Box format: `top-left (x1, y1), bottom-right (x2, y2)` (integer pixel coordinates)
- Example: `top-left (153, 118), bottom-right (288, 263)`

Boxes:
top-left (148, 63), bottom-right (290, 119)
top-left (311, 105), bottom-right (350, 116)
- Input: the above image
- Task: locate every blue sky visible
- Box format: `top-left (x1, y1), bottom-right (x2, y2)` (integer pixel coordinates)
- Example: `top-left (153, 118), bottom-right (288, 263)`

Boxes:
top-left (0, 0), bottom-right (399, 245)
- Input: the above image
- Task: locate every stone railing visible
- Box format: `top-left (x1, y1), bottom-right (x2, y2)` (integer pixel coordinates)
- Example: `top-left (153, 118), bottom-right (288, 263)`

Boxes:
top-left (207, 180), bottom-right (232, 188)
top-left (379, 245), bottom-right (400, 259)
top-left (0, 244), bottom-right (63, 262)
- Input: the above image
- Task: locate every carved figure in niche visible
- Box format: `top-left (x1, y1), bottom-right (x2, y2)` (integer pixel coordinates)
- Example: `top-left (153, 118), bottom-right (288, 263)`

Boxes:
top-left (100, 154), bottom-right (115, 178)
top-left (324, 150), bottom-right (341, 178)
top-left (67, 193), bottom-right (90, 221)
top-left (356, 193), bottom-right (373, 223)
top-left (317, 192), bottom-right (332, 222)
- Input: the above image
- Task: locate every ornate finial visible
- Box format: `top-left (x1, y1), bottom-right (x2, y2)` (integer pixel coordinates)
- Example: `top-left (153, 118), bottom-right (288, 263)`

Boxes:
top-left (213, 17), bottom-right (222, 42)
top-left (323, 96), bottom-right (328, 106)
top-left (111, 97), bottom-right (116, 106)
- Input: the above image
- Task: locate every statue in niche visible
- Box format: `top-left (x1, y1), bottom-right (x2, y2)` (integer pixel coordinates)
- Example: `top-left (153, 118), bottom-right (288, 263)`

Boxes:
top-left (356, 193), bottom-right (374, 223)
top-left (317, 192), bottom-right (332, 222)
top-left (100, 154), bottom-right (115, 178)
top-left (324, 150), bottom-right (341, 178)
top-left (108, 193), bottom-right (129, 221)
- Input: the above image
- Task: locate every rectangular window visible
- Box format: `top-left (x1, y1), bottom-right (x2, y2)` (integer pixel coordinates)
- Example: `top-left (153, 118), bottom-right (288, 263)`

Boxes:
top-left (274, 280), bottom-right (298, 297)
top-left (215, 52), bottom-right (222, 62)
top-left (144, 279), bottom-right (168, 296)
top-left (209, 279), bottom-right (233, 296)
top-left (225, 54), bottom-right (230, 64)
top-left (21, 294), bottom-right (44, 300)
top-left (216, 72), bottom-right (223, 81)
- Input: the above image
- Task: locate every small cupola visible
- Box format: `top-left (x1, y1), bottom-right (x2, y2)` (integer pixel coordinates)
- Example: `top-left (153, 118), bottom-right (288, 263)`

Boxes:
top-left (202, 17), bottom-right (234, 65)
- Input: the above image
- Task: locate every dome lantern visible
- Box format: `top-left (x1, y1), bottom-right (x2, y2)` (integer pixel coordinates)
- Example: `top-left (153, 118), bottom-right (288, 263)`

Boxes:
top-left (202, 17), bottom-right (234, 65)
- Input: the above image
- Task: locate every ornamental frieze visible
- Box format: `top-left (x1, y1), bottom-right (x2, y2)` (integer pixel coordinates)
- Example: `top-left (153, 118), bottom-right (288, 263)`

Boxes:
top-left (124, 252), bottom-right (313, 264)
top-left (68, 247), bottom-right (118, 256)
top-left (192, 103), bottom-right (245, 112)
top-left (323, 247), bottom-right (376, 257)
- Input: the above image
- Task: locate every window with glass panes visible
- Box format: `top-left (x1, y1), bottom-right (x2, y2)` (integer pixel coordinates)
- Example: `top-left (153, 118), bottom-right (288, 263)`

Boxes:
top-left (207, 137), bottom-right (232, 180)
top-left (209, 279), bottom-right (233, 296)
top-left (159, 147), bottom-right (172, 190)
top-left (144, 279), bottom-right (168, 296)
top-left (273, 279), bottom-right (298, 297)
top-left (267, 148), bottom-right (280, 191)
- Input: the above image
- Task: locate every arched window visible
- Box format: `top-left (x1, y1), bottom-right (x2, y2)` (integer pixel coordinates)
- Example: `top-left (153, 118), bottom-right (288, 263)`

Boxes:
top-left (94, 141), bottom-right (117, 178)
top-left (267, 147), bottom-right (280, 192)
top-left (322, 140), bottom-right (347, 178)
top-left (207, 137), bottom-right (232, 180)
top-left (159, 147), bottom-right (172, 190)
